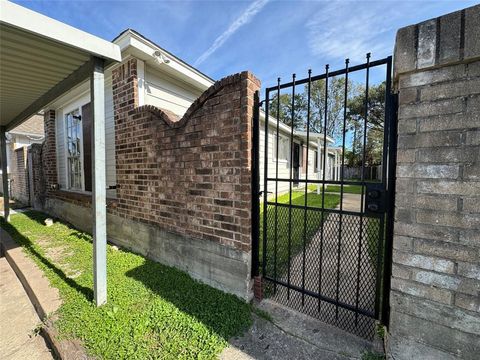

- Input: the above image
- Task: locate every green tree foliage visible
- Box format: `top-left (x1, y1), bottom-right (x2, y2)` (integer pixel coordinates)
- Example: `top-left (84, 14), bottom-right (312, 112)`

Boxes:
top-left (267, 78), bottom-right (386, 166)
top-left (268, 93), bottom-right (307, 129)
top-left (347, 82), bottom-right (386, 165)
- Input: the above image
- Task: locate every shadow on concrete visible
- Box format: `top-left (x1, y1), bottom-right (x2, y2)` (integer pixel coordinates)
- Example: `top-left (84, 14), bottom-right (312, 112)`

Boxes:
top-left (0, 214), bottom-right (93, 302)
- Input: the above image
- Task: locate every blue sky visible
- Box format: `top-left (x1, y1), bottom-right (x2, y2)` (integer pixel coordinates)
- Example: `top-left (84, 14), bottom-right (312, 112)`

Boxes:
top-left (13, 0), bottom-right (478, 89)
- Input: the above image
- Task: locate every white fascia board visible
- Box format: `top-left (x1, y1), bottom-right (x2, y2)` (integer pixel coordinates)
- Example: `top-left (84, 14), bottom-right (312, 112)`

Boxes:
top-left (7, 129), bottom-right (44, 138)
top-left (114, 30), bottom-right (214, 91)
top-left (0, 0), bottom-right (121, 62)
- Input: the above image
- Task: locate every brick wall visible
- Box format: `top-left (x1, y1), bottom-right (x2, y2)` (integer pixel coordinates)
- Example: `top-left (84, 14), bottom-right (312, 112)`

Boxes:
top-left (112, 59), bottom-right (259, 252)
top-left (42, 109), bottom-right (57, 194)
top-left (27, 143), bottom-right (45, 210)
top-left (10, 146), bottom-right (29, 204)
top-left (34, 57), bottom-right (260, 298)
top-left (390, 5), bottom-right (479, 359)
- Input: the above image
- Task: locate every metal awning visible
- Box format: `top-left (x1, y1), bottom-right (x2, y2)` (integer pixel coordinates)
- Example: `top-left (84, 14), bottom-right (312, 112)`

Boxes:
top-left (0, 1), bottom-right (121, 306)
top-left (0, 0), bottom-right (121, 129)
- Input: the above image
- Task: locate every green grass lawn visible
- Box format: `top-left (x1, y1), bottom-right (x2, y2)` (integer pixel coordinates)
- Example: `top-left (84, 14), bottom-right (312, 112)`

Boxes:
top-left (308, 184), bottom-right (364, 194)
top-left (1, 211), bottom-right (252, 360)
top-left (259, 190), bottom-right (340, 278)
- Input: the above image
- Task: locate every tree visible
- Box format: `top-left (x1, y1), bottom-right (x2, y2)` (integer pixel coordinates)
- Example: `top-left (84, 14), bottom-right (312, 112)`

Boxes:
top-left (346, 82), bottom-right (386, 165)
top-left (309, 77), bottom-right (351, 139)
top-left (268, 77), bottom-right (354, 138)
top-left (269, 93), bottom-right (307, 129)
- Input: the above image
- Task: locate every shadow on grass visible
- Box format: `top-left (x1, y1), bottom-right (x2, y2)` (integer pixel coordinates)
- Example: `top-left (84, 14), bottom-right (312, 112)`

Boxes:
top-left (124, 260), bottom-right (252, 341)
top-left (0, 216), bottom-right (94, 302)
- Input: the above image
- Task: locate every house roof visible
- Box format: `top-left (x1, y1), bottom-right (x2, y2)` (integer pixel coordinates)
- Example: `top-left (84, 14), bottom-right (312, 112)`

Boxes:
top-left (113, 29), bottom-right (215, 83)
top-left (0, 0), bottom-right (121, 130)
top-left (113, 29), bottom-right (214, 91)
top-left (9, 114), bottom-right (44, 137)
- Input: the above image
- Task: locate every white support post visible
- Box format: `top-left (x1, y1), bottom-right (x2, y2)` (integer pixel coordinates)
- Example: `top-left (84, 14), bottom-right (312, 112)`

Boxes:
top-left (0, 127), bottom-right (10, 222)
top-left (91, 57), bottom-right (107, 306)
top-left (317, 137), bottom-right (321, 195)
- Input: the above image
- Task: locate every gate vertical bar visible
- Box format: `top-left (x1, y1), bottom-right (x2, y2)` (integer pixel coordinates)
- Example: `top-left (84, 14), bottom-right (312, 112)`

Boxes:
top-left (354, 53), bottom-right (370, 324)
top-left (287, 74), bottom-right (296, 300)
top-left (302, 70), bottom-right (312, 306)
top-left (318, 64), bottom-right (329, 312)
top-left (251, 90), bottom-right (260, 277)
top-left (382, 56), bottom-right (397, 325)
top-left (374, 56), bottom-right (393, 320)
top-left (262, 90), bottom-right (270, 277)
top-left (335, 58), bottom-right (349, 320)
top-left (274, 78), bottom-right (281, 293)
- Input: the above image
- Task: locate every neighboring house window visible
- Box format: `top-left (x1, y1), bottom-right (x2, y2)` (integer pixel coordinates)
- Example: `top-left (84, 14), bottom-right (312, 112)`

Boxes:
top-left (65, 108), bottom-right (83, 190)
top-left (273, 134), bottom-right (290, 162)
top-left (314, 151), bottom-right (318, 172)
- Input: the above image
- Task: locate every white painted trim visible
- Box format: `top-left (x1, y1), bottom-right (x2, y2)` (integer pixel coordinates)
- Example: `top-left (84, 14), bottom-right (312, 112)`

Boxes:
top-left (137, 59), bottom-right (146, 106)
top-left (0, 1), bottom-right (121, 62)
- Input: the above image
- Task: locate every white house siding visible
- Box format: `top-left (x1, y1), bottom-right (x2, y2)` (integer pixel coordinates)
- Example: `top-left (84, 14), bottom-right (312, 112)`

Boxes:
top-left (144, 66), bottom-right (203, 116)
top-left (259, 119), bottom-right (327, 198)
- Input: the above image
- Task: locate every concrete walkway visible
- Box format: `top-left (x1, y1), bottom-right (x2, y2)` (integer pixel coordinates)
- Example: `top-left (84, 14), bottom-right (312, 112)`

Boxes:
top-left (221, 300), bottom-right (374, 359)
top-left (0, 257), bottom-right (53, 360)
top-left (268, 191), bottom-right (378, 339)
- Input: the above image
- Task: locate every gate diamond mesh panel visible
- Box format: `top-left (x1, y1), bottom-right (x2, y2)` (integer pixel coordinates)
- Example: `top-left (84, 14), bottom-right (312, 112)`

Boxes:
top-left (253, 55), bottom-right (397, 340)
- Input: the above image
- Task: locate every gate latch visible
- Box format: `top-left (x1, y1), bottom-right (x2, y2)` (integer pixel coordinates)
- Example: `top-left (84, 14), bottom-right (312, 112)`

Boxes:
top-left (365, 183), bottom-right (385, 215)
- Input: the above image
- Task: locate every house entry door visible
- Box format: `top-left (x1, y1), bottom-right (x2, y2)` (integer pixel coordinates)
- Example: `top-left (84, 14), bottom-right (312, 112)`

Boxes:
top-left (292, 143), bottom-right (300, 186)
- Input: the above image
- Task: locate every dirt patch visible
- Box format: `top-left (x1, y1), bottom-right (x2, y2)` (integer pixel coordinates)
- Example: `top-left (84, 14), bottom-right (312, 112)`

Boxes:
top-left (35, 237), bottom-right (82, 279)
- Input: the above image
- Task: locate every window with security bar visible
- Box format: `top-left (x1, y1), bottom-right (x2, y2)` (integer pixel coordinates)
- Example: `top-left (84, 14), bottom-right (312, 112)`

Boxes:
top-left (65, 108), bottom-right (83, 190)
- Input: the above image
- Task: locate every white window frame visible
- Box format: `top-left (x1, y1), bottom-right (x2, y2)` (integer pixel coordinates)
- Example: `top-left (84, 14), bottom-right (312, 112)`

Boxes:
top-left (272, 132), bottom-right (290, 163)
top-left (59, 93), bottom-right (90, 193)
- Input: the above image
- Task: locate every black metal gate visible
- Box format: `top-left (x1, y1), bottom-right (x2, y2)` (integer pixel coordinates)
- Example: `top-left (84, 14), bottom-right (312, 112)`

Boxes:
top-left (251, 55), bottom-right (397, 339)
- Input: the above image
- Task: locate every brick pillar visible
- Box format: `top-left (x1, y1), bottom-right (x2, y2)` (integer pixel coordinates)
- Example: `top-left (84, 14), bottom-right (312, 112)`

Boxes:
top-left (389, 5), bottom-right (479, 359)
top-left (28, 143), bottom-right (45, 210)
top-left (42, 109), bottom-right (57, 193)
top-left (111, 58), bottom-right (139, 205)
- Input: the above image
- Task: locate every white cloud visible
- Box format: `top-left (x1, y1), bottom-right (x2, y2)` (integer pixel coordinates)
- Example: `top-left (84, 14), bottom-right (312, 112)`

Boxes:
top-left (306, 1), bottom-right (407, 63)
top-left (194, 0), bottom-right (269, 66)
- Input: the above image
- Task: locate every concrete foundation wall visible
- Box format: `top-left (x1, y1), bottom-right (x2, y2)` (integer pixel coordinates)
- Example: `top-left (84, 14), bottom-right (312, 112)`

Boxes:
top-left (44, 197), bottom-right (252, 300)
top-left (389, 5), bottom-right (480, 359)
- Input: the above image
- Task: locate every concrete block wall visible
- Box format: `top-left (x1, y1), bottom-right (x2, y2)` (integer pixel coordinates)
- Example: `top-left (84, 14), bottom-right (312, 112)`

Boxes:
top-left (390, 5), bottom-right (480, 359)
